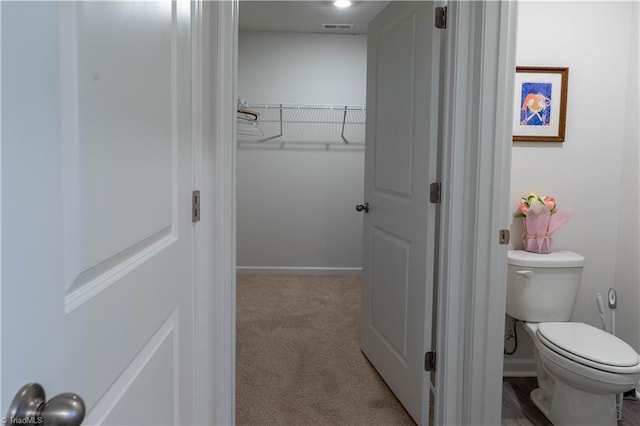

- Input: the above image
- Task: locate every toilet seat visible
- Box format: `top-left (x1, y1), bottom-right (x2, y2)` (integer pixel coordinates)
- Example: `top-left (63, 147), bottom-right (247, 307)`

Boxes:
top-left (535, 333), bottom-right (640, 395)
top-left (536, 322), bottom-right (640, 374)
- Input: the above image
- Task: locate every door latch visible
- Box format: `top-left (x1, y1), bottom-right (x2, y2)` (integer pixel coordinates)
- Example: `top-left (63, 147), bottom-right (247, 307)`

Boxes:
top-left (499, 229), bottom-right (510, 245)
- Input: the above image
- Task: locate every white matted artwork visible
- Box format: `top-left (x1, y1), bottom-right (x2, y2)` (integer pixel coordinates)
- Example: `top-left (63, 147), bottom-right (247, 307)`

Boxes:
top-left (512, 66), bottom-right (569, 142)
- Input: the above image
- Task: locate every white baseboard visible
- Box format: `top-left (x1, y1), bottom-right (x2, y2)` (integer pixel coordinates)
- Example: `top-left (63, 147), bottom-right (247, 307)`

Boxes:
top-left (503, 358), bottom-right (537, 377)
top-left (236, 266), bottom-right (362, 276)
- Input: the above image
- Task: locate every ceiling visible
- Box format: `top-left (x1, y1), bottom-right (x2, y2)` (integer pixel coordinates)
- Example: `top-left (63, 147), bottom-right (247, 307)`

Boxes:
top-left (239, 1), bottom-right (390, 34)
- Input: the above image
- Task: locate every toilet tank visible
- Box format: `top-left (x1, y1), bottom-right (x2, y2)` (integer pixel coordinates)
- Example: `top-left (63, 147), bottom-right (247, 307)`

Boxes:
top-left (506, 250), bottom-right (585, 322)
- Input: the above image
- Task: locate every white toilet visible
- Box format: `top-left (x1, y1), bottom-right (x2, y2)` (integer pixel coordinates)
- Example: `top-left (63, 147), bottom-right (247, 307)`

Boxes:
top-left (506, 250), bottom-right (640, 426)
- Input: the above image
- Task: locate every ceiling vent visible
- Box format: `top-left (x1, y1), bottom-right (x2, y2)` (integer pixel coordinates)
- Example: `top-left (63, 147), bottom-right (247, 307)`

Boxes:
top-left (322, 23), bottom-right (354, 31)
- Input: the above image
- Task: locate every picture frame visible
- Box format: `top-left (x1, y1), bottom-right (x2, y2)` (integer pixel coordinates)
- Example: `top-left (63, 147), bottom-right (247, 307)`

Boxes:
top-left (512, 66), bottom-right (569, 142)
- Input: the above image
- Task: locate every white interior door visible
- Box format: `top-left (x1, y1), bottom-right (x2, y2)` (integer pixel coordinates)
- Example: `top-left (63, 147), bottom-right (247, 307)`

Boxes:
top-left (360, 2), bottom-right (442, 424)
top-left (2, 1), bottom-right (197, 424)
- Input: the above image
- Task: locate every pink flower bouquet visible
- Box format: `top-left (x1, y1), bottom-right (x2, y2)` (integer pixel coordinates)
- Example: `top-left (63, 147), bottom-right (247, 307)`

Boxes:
top-left (514, 192), bottom-right (573, 254)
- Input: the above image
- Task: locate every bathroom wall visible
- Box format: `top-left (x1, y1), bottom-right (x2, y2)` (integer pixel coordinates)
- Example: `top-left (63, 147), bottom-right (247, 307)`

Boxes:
top-left (506, 1), bottom-right (638, 370)
top-left (615, 0), bottom-right (640, 352)
top-left (237, 31), bottom-right (366, 271)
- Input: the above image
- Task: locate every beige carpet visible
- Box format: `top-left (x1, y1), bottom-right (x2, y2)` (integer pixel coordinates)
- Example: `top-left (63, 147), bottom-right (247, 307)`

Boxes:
top-left (236, 274), bottom-right (415, 426)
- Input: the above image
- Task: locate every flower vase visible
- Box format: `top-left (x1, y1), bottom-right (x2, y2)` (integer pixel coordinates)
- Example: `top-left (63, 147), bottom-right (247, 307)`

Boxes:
top-left (522, 219), bottom-right (553, 254)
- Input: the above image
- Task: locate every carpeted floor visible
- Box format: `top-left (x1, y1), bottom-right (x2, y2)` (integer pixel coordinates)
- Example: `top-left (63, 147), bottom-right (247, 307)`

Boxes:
top-left (237, 274), bottom-right (640, 426)
top-left (236, 274), bottom-right (416, 425)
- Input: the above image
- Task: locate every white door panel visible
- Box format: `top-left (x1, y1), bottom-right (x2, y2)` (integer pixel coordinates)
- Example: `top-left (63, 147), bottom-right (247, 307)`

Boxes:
top-left (2, 2), bottom-right (196, 424)
top-left (72, 0), bottom-right (175, 273)
top-left (373, 15), bottom-right (416, 197)
top-left (370, 228), bottom-right (411, 358)
top-left (361, 2), bottom-right (441, 424)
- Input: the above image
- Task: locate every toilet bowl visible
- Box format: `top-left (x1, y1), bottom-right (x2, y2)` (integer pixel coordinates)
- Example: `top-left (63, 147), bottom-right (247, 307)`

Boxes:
top-left (524, 322), bottom-right (640, 425)
top-left (506, 250), bottom-right (640, 426)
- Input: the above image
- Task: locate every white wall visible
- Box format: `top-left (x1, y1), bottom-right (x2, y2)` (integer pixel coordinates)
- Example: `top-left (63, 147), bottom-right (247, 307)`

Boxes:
top-left (615, 0), bottom-right (640, 351)
top-left (237, 31), bottom-right (367, 271)
top-left (506, 1), bottom-right (638, 367)
top-left (238, 31), bottom-right (366, 105)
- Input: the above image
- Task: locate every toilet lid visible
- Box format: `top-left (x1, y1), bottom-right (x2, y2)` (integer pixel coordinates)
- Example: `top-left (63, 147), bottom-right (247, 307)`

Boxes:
top-left (537, 322), bottom-right (640, 368)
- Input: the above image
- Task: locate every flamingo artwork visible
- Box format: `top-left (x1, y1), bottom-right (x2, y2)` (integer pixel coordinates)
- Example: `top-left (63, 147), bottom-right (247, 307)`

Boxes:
top-left (519, 82), bottom-right (552, 126)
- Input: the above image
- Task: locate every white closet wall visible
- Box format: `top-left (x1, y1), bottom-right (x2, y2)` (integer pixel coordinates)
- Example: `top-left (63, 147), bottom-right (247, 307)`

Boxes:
top-left (237, 31), bottom-right (367, 272)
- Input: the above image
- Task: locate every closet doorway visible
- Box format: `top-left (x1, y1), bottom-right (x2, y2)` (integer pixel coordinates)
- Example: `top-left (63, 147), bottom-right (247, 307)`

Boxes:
top-left (234, 1), bottom-right (413, 424)
top-left (236, 3), bottom-right (374, 274)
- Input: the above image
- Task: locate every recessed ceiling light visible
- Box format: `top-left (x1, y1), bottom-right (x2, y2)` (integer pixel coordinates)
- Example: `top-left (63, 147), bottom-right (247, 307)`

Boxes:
top-left (334, 0), bottom-right (352, 8)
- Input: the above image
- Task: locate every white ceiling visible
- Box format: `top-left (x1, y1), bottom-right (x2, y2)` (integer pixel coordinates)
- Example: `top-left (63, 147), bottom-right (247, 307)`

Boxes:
top-left (239, 1), bottom-right (390, 34)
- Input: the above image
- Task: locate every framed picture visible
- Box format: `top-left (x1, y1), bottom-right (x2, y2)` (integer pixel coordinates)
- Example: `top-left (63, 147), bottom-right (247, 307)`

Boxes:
top-left (513, 66), bottom-right (569, 142)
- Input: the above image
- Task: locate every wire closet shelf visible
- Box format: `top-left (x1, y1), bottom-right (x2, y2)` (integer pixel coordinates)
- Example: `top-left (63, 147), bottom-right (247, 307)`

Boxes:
top-left (237, 103), bottom-right (366, 149)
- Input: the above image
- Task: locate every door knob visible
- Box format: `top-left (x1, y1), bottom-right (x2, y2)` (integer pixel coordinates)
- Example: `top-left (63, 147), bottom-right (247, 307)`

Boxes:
top-left (7, 383), bottom-right (85, 426)
top-left (355, 202), bottom-right (369, 213)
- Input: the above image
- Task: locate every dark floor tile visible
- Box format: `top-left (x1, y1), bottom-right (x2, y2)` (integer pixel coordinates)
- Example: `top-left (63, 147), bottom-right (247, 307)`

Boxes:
top-left (502, 377), bottom-right (640, 426)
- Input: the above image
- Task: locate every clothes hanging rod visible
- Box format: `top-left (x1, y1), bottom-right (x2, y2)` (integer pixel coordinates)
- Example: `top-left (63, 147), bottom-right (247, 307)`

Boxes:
top-left (238, 103), bottom-right (366, 145)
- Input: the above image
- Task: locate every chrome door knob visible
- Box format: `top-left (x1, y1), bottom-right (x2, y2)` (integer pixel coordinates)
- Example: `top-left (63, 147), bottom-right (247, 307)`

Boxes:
top-left (7, 383), bottom-right (85, 426)
top-left (355, 202), bottom-right (369, 213)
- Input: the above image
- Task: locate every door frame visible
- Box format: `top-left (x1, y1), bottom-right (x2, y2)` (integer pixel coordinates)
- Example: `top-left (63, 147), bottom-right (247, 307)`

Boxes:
top-left (208, 1), bottom-right (518, 424)
top-left (199, 1), bottom-right (238, 425)
top-left (434, 1), bottom-right (518, 424)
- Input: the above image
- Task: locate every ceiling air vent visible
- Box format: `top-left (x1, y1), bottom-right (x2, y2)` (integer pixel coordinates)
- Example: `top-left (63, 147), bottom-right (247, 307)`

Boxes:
top-left (322, 23), bottom-right (354, 30)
